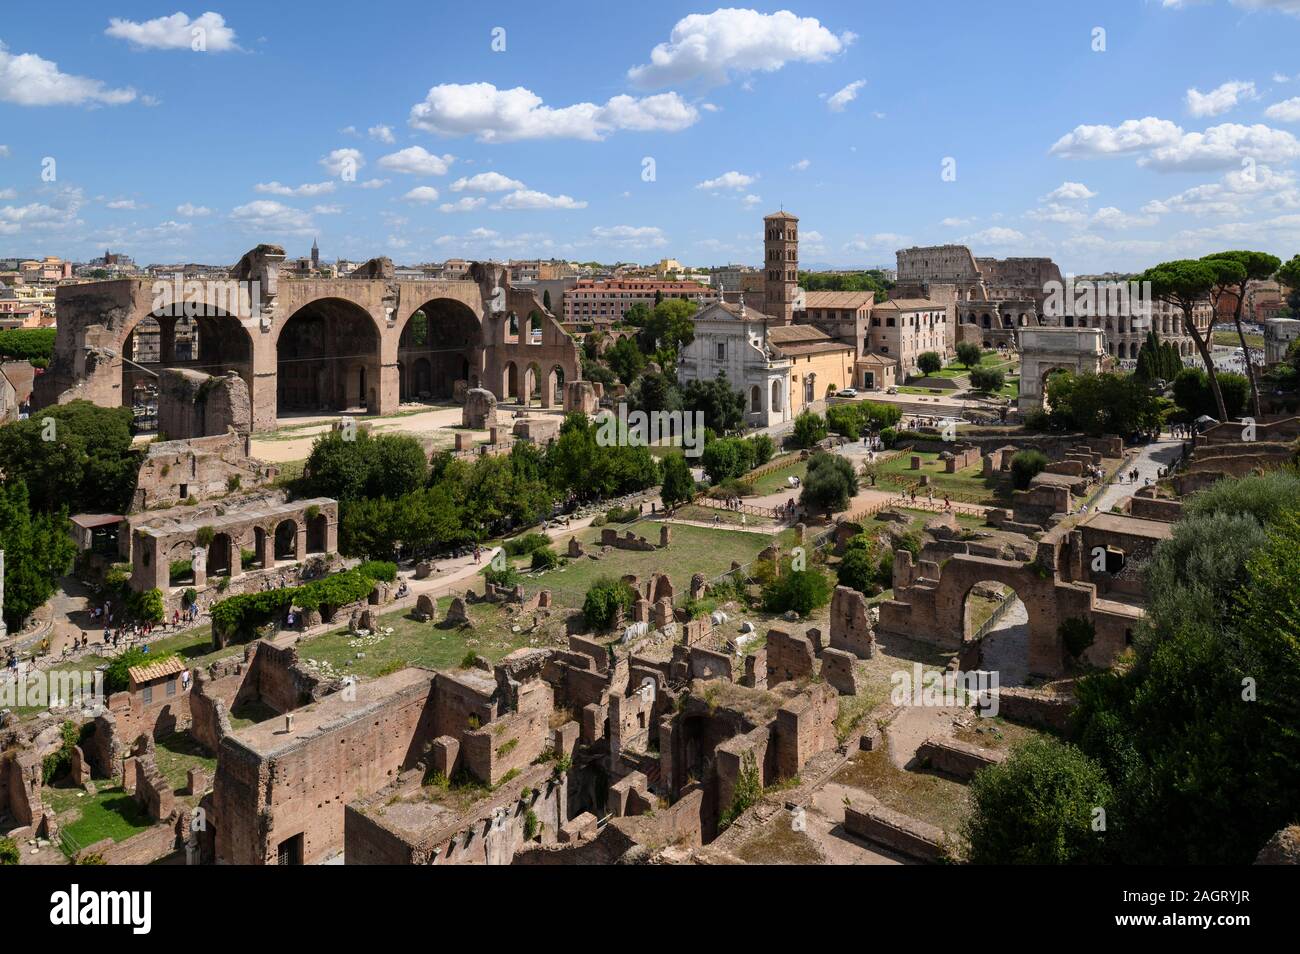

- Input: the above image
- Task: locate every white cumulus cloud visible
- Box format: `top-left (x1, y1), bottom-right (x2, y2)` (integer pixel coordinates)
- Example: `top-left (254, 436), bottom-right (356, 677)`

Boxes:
top-left (319, 148), bottom-right (364, 177)
top-left (628, 9), bottom-right (855, 88)
top-left (408, 83), bottom-right (698, 142)
top-left (696, 171), bottom-right (757, 190)
top-left (105, 12), bottom-right (239, 52)
top-left (402, 186), bottom-right (441, 203)
top-left (1265, 96), bottom-right (1300, 122)
top-left (493, 190), bottom-right (587, 210)
top-left (1049, 117), bottom-right (1184, 157)
top-left (0, 41), bottom-right (137, 106)
top-left (1185, 80), bottom-right (1257, 118)
top-left (439, 197), bottom-right (486, 213)
top-left (377, 146), bottom-right (455, 176)
top-left (450, 172), bottom-right (526, 193)
top-left (1042, 181), bottom-right (1098, 201)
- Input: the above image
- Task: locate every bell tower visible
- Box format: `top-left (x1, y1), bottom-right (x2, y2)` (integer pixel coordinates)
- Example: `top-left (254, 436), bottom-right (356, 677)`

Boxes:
top-left (764, 210), bottom-right (799, 324)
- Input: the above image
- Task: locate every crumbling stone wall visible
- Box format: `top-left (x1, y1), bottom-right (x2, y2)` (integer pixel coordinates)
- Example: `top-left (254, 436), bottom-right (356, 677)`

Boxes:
top-left (157, 368), bottom-right (251, 440)
top-left (765, 628), bottom-right (815, 685)
top-left (132, 432), bottom-right (278, 511)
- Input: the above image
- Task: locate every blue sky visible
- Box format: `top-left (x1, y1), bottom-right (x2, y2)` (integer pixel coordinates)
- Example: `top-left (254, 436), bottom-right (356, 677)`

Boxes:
top-left (2, 1), bottom-right (1300, 271)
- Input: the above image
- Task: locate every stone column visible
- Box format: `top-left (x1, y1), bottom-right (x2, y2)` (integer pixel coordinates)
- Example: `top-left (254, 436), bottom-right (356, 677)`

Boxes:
top-left (294, 527), bottom-right (307, 561)
top-left (158, 317), bottom-right (177, 364)
top-left (192, 546), bottom-right (207, 589)
top-left (256, 529), bottom-right (274, 569)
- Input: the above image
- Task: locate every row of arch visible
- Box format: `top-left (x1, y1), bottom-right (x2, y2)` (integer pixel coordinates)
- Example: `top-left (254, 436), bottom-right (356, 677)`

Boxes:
top-left (167, 515), bottom-right (329, 580)
top-left (121, 294), bottom-right (486, 420)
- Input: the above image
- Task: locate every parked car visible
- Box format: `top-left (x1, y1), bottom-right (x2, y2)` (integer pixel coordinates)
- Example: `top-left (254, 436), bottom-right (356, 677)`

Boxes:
top-left (837, 387), bottom-right (858, 398)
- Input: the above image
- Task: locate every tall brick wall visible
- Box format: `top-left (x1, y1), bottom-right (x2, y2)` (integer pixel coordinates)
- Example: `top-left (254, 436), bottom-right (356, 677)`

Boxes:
top-left (212, 670), bottom-right (437, 865)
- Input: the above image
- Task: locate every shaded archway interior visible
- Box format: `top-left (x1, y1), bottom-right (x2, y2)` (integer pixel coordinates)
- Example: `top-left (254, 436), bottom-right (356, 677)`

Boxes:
top-left (397, 298), bottom-right (481, 402)
top-left (277, 298), bottom-right (381, 415)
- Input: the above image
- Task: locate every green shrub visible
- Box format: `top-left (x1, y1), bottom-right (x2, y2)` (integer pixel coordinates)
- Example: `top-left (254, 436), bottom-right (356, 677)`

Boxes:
top-left (969, 367), bottom-right (1005, 393)
top-left (505, 532), bottom-right (552, 557)
top-left (605, 504), bottom-right (639, 523)
top-left (530, 546), bottom-right (559, 571)
top-left (792, 411), bottom-right (828, 449)
top-left (483, 563), bottom-right (521, 588)
top-left (762, 568), bottom-right (833, 617)
top-left (0, 836), bottom-right (18, 866)
top-left (583, 576), bottom-right (637, 630)
top-left (964, 737), bottom-right (1112, 864)
top-left (1010, 450), bottom-right (1049, 490)
top-left (355, 560), bottom-right (398, 582)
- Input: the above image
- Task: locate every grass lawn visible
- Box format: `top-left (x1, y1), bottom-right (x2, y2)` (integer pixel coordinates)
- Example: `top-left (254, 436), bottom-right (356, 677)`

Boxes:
top-left (46, 783), bottom-right (154, 848)
top-left (832, 745), bottom-right (971, 835)
top-left (749, 458), bottom-right (808, 495)
top-left (872, 450), bottom-right (1003, 504)
top-left (537, 521), bottom-right (785, 608)
top-left (1213, 330), bottom-right (1264, 349)
top-left (296, 598), bottom-right (532, 680)
top-left (154, 731), bottom-right (217, 802)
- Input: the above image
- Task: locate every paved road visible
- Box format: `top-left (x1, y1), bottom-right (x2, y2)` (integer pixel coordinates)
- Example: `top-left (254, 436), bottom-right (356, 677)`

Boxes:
top-left (1089, 437), bottom-right (1185, 515)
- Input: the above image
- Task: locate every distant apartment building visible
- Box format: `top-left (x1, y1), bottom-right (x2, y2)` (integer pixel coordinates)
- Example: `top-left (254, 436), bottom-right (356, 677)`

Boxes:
top-left (709, 264), bottom-right (757, 293)
top-left (19, 256), bottom-right (73, 281)
top-left (563, 278), bottom-right (718, 326)
top-left (440, 259), bottom-right (472, 280)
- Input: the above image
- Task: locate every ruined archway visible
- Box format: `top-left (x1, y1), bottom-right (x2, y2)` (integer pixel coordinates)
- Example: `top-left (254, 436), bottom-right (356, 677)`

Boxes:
top-left (121, 304), bottom-right (254, 431)
top-left (396, 299), bottom-right (480, 402)
top-left (274, 519), bottom-right (298, 561)
top-left (307, 512), bottom-right (328, 554)
top-left (276, 297), bottom-right (381, 417)
top-left (502, 361), bottom-right (519, 402)
top-left (549, 365), bottom-right (565, 406)
top-left (207, 533), bottom-right (235, 577)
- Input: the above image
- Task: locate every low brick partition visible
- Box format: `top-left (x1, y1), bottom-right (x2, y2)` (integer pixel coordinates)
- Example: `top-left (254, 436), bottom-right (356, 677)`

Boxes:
top-left (916, 736), bottom-right (1005, 782)
top-left (992, 686), bottom-right (1075, 733)
top-left (843, 796), bottom-right (949, 863)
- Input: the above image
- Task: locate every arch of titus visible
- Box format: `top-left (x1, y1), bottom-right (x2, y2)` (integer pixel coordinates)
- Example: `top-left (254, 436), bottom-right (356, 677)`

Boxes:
top-left (1017, 326), bottom-right (1107, 414)
top-left (33, 245), bottom-right (582, 433)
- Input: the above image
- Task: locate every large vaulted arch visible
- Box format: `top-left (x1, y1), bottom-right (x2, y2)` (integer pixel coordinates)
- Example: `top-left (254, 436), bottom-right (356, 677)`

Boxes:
top-left (276, 297), bottom-right (382, 416)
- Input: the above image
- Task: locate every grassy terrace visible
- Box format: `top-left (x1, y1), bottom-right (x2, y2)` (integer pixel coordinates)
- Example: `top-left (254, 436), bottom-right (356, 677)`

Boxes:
top-left (45, 783), bottom-right (153, 848)
top-left (295, 522), bottom-right (790, 681)
top-left (870, 449), bottom-right (1004, 504)
top-left (749, 457), bottom-right (809, 496)
top-left (832, 745), bottom-right (971, 834)
top-left (537, 521), bottom-right (790, 608)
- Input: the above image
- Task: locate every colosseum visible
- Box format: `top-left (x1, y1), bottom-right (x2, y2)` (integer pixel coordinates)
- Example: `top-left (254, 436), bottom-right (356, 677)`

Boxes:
top-left (32, 245), bottom-right (582, 433)
top-left (894, 244), bottom-right (1212, 361)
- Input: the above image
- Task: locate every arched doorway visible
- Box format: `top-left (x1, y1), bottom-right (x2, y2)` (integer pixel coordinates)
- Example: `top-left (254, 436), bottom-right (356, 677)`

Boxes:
top-left (771, 379), bottom-right (782, 413)
top-left (307, 512), bottom-right (328, 554)
top-left (276, 298), bottom-right (381, 417)
top-left (206, 533), bottom-right (235, 577)
top-left (525, 363), bottom-right (543, 407)
top-left (750, 385), bottom-right (761, 414)
top-left (962, 579), bottom-right (1029, 685)
top-left (502, 362), bottom-right (519, 401)
top-left (274, 519), bottom-right (298, 561)
top-left (549, 366), bottom-right (565, 406)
